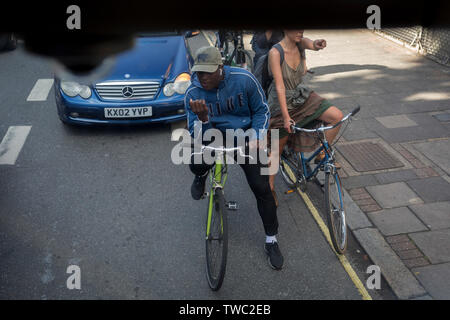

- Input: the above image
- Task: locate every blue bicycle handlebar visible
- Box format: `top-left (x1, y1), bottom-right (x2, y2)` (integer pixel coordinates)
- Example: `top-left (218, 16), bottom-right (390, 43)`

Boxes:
top-left (291, 105), bottom-right (361, 133)
top-left (351, 106), bottom-right (360, 117)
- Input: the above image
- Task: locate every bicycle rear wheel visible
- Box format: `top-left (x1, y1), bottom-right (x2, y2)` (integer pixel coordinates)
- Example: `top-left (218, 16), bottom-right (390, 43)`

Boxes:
top-left (324, 171), bottom-right (347, 254)
top-left (280, 151), bottom-right (297, 189)
top-left (280, 148), bottom-right (307, 191)
top-left (205, 188), bottom-right (228, 291)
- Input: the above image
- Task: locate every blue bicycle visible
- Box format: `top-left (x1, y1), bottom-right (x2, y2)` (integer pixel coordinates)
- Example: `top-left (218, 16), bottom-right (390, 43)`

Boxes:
top-left (279, 106), bottom-right (360, 254)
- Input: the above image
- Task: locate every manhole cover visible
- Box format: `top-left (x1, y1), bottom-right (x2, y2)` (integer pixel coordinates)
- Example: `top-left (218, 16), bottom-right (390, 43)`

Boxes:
top-left (337, 142), bottom-right (404, 172)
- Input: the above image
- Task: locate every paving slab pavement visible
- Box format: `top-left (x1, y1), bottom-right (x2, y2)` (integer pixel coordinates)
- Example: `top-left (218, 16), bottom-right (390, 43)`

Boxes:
top-left (406, 177), bottom-right (450, 203)
top-left (366, 182), bottom-right (423, 208)
top-left (302, 29), bottom-right (450, 299)
top-left (367, 207), bottom-right (428, 236)
top-left (409, 202), bottom-right (450, 230)
top-left (408, 230), bottom-right (450, 264)
top-left (411, 139), bottom-right (450, 175)
top-left (412, 263), bottom-right (450, 299)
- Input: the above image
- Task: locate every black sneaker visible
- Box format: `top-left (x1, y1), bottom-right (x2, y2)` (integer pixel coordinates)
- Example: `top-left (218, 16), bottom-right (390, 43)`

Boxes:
top-left (191, 173), bottom-right (208, 200)
top-left (264, 241), bottom-right (284, 270)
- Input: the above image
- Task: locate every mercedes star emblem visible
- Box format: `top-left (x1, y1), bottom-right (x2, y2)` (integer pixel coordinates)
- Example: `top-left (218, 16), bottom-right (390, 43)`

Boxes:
top-left (122, 86), bottom-right (133, 98)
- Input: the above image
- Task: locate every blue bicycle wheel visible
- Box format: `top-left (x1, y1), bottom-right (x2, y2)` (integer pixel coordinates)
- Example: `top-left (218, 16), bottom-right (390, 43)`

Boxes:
top-left (324, 171), bottom-right (347, 254)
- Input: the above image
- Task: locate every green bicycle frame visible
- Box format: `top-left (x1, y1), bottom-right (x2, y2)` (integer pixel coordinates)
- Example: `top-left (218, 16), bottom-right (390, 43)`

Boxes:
top-left (206, 157), bottom-right (228, 237)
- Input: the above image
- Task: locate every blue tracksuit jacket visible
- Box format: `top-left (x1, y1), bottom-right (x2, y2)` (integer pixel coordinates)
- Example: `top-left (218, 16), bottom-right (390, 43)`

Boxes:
top-left (184, 66), bottom-right (270, 140)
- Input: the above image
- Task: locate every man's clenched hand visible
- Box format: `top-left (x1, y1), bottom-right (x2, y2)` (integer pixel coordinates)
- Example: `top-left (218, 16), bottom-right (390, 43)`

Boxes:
top-left (190, 99), bottom-right (209, 122)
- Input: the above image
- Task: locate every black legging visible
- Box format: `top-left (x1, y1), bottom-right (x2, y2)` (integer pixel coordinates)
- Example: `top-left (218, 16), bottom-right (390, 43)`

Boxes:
top-left (189, 148), bottom-right (278, 236)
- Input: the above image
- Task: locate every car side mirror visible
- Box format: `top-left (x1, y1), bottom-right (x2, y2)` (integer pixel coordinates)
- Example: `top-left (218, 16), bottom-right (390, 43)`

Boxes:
top-left (185, 30), bottom-right (200, 38)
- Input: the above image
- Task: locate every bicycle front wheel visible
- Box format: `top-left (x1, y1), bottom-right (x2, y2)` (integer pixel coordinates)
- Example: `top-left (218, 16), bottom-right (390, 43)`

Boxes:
top-left (324, 171), bottom-right (347, 254)
top-left (205, 188), bottom-right (228, 291)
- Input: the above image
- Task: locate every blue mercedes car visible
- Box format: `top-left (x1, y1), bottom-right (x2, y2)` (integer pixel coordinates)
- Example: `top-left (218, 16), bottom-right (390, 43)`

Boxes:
top-left (55, 31), bottom-right (197, 126)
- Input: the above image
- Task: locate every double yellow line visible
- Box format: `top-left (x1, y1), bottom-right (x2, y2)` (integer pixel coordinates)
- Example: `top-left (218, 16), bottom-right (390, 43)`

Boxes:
top-left (283, 164), bottom-right (373, 300)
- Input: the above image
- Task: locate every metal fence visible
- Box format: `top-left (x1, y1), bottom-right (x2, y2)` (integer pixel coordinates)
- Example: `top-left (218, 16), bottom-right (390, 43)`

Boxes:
top-left (376, 27), bottom-right (450, 66)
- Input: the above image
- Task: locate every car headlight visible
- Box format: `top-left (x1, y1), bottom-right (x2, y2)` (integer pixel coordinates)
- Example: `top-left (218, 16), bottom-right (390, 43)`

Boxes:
top-left (163, 73), bottom-right (191, 96)
top-left (60, 81), bottom-right (92, 99)
top-left (163, 82), bottom-right (175, 97)
top-left (174, 73), bottom-right (191, 94)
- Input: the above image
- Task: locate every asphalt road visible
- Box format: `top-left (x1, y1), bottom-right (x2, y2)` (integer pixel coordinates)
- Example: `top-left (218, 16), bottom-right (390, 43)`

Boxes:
top-left (0, 33), bottom-right (395, 300)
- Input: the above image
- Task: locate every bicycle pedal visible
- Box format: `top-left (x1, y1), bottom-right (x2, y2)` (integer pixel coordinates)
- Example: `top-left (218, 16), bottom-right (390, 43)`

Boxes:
top-left (226, 201), bottom-right (238, 210)
top-left (285, 189), bottom-right (295, 194)
top-left (201, 192), bottom-right (209, 199)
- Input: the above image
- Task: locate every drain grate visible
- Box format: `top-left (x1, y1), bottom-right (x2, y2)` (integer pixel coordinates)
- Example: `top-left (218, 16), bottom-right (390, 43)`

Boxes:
top-left (337, 142), bottom-right (404, 172)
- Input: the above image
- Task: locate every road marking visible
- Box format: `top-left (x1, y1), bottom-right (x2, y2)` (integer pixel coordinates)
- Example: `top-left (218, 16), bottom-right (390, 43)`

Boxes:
top-left (0, 126), bottom-right (32, 165)
top-left (27, 79), bottom-right (54, 101)
top-left (283, 163), bottom-right (373, 300)
top-left (201, 30), bottom-right (215, 47)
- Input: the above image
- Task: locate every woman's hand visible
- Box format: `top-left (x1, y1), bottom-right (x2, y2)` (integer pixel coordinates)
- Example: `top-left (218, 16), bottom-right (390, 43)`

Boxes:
top-left (283, 117), bottom-right (295, 134)
top-left (313, 39), bottom-right (327, 50)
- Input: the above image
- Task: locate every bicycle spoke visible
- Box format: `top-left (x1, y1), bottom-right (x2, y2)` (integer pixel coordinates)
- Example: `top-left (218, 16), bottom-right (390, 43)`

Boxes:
top-left (325, 172), bottom-right (347, 254)
top-left (208, 209), bottom-right (223, 277)
top-left (205, 189), bottom-right (228, 290)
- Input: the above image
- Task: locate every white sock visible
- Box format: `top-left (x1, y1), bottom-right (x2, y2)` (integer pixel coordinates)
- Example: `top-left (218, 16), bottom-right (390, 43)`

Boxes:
top-left (266, 235), bottom-right (277, 243)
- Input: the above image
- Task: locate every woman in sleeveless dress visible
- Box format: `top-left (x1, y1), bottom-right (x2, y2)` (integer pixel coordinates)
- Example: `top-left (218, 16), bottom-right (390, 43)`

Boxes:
top-left (267, 30), bottom-right (344, 205)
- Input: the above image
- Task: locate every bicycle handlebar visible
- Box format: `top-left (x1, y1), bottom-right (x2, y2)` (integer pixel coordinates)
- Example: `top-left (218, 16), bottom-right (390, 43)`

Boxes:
top-left (351, 105), bottom-right (360, 117)
top-left (291, 105), bottom-right (361, 133)
top-left (188, 143), bottom-right (254, 160)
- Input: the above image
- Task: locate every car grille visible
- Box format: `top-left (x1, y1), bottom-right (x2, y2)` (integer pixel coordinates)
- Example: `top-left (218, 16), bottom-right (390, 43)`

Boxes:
top-left (95, 81), bottom-right (160, 100)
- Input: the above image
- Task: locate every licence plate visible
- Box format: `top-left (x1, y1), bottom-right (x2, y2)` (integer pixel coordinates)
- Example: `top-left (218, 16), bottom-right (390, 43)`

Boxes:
top-left (104, 107), bottom-right (152, 118)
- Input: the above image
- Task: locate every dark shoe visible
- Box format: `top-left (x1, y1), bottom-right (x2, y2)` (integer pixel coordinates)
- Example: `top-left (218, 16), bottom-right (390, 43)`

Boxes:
top-left (191, 174), bottom-right (208, 200)
top-left (264, 241), bottom-right (284, 270)
top-left (271, 189), bottom-right (278, 208)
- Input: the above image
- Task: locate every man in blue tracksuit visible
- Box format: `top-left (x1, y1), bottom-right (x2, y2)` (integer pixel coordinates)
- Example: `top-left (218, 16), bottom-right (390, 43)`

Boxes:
top-left (185, 46), bottom-right (283, 270)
